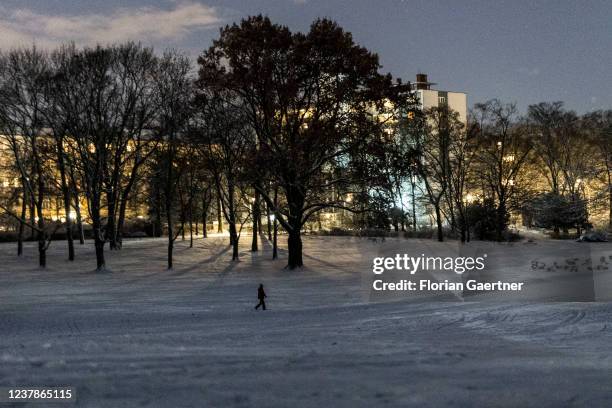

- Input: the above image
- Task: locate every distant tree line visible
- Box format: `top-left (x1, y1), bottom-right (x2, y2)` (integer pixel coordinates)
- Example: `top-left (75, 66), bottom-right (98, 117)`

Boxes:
top-left (0, 15), bottom-right (610, 272)
top-left (399, 100), bottom-right (611, 242)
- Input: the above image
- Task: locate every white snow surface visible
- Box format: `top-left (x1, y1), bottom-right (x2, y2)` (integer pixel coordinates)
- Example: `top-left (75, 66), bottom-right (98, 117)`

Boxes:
top-left (1, 235), bottom-right (612, 407)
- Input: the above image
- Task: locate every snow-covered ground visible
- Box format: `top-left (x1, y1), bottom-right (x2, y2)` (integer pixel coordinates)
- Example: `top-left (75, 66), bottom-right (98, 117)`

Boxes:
top-left (1, 235), bottom-right (612, 407)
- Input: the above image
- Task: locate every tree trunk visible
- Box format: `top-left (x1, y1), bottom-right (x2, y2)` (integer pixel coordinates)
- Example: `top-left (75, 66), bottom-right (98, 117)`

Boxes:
top-left (34, 152), bottom-right (46, 268)
top-left (115, 201), bottom-right (128, 249)
top-left (447, 199), bottom-right (456, 233)
top-left (435, 204), bottom-right (444, 242)
top-left (272, 187), bottom-right (278, 260)
top-left (89, 199), bottom-right (105, 272)
top-left (28, 197), bottom-right (35, 240)
top-left (251, 189), bottom-right (259, 251)
top-left (230, 222), bottom-right (239, 260)
top-left (68, 168), bottom-right (85, 245)
top-left (189, 201), bottom-right (194, 248)
top-left (106, 190), bottom-right (118, 250)
top-left (609, 191), bottom-right (612, 230)
top-left (166, 141), bottom-right (176, 270)
top-left (62, 199), bottom-right (75, 261)
top-left (287, 229), bottom-right (303, 268)
top-left (94, 234), bottom-right (105, 271)
top-left (272, 220), bottom-right (278, 260)
top-left (154, 188), bottom-right (162, 237)
top-left (75, 206), bottom-right (85, 244)
top-left (258, 209), bottom-right (263, 236)
top-left (496, 202), bottom-right (506, 242)
top-left (266, 202), bottom-right (272, 240)
top-left (217, 195), bottom-right (223, 233)
top-left (116, 184), bottom-right (137, 250)
top-left (459, 207), bottom-right (470, 242)
top-left (167, 195), bottom-right (174, 270)
top-left (458, 207), bottom-right (466, 243)
top-left (608, 171), bottom-right (612, 230)
top-left (180, 208), bottom-right (186, 241)
top-left (37, 238), bottom-right (46, 268)
top-left (202, 195), bottom-right (208, 239)
top-left (228, 211), bottom-right (239, 260)
top-left (286, 187), bottom-right (305, 268)
top-left (411, 179), bottom-right (417, 232)
top-left (227, 183), bottom-right (239, 260)
top-left (167, 234), bottom-right (174, 270)
top-left (17, 187), bottom-right (26, 256)
top-left (166, 207), bottom-right (174, 270)
top-left (55, 140), bottom-right (75, 261)
top-left (188, 172), bottom-right (195, 244)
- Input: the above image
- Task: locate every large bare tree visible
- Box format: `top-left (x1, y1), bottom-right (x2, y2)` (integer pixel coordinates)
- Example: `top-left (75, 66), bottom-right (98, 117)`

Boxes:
top-left (197, 16), bottom-right (409, 268)
top-left (582, 110), bottom-right (612, 229)
top-left (473, 100), bottom-right (533, 241)
top-left (51, 43), bottom-right (158, 271)
top-left (193, 91), bottom-right (254, 261)
top-left (0, 47), bottom-right (58, 267)
top-left (414, 105), bottom-right (464, 242)
top-left (151, 51), bottom-right (193, 270)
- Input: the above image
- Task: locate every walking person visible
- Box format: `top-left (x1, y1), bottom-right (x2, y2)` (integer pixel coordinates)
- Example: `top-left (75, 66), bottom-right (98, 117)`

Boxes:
top-left (254, 283), bottom-right (267, 310)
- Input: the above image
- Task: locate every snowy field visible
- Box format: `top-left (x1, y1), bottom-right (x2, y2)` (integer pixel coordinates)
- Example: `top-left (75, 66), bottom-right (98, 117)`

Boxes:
top-left (1, 235), bottom-right (612, 407)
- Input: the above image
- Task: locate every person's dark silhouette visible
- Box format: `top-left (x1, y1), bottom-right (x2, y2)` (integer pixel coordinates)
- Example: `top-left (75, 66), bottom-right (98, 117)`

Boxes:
top-left (255, 284), bottom-right (267, 310)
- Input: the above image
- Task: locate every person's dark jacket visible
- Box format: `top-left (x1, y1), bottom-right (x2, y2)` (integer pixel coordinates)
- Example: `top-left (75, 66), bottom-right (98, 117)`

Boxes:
top-left (258, 287), bottom-right (267, 300)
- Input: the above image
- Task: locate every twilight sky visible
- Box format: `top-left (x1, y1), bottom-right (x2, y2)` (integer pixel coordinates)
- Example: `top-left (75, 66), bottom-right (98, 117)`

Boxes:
top-left (0, 0), bottom-right (610, 113)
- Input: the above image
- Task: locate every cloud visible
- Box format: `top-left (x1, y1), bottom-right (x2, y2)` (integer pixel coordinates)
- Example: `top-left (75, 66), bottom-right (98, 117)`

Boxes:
top-left (0, 2), bottom-right (221, 49)
top-left (517, 67), bottom-right (540, 77)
